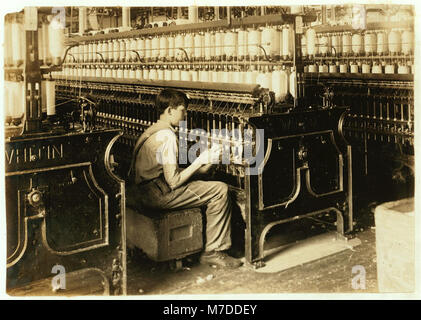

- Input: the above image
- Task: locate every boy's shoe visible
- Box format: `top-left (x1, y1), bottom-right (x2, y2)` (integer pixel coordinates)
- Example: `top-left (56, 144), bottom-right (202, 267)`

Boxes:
top-left (199, 251), bottom-right (242, 269)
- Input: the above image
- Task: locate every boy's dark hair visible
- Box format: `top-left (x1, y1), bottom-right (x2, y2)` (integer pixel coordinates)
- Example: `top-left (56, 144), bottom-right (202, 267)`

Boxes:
top-left (156, 89), bottom-right (189, 116)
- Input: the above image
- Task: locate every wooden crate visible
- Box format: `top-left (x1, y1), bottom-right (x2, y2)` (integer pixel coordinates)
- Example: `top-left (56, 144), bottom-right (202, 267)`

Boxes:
top-left (375, 198), bottom-right (415, 293)
top-left (126, 207), bottom-right (203, 262)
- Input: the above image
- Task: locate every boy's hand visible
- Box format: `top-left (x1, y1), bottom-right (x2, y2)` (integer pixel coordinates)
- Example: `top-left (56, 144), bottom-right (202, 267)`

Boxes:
top-left (196, 145), bottom-right (221, 165)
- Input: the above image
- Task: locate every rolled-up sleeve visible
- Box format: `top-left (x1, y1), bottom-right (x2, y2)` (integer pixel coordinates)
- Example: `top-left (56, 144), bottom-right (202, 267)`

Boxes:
top-left (156, 129), bottom-right (201, 190)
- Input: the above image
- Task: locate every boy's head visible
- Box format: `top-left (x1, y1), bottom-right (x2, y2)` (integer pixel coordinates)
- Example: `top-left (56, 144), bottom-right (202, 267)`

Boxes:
top-left (156, 89), bottom-right (189, 127)
top-left (156, 89), bottom-right (189, 114)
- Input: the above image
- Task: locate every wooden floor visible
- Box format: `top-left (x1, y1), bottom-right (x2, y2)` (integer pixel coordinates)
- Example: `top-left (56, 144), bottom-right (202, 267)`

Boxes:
top-left (126, 208), bottom-right (379, 295)
top-left (8, 205), bottom-right (379, 297)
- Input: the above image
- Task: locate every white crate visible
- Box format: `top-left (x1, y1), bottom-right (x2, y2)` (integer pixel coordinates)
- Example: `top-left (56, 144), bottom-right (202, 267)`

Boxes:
top-left (375, 198), bottom-right (415, 293)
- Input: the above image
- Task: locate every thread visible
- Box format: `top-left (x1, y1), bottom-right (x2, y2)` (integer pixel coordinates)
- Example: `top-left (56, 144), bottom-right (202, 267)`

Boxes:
top-left (46, 80), bottom-right (56, 116)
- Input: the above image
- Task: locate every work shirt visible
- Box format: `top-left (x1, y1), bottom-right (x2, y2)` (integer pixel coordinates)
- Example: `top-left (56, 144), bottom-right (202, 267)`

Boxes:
top-left (135, 120), bottom-right (191, 190)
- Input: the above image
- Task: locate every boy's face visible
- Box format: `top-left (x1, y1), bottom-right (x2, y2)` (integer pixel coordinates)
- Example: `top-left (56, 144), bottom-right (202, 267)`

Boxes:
top-left (169, 105), bottom-right (187, 127)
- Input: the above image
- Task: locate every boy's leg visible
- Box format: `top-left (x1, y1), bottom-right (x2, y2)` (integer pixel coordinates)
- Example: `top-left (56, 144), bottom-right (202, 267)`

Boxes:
top-left (162, 180), bottom-right (232, 252)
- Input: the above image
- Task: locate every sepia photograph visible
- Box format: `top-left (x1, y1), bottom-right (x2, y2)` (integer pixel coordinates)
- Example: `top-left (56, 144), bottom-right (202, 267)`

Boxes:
top-left (1, 0), bottom-right (418, 302)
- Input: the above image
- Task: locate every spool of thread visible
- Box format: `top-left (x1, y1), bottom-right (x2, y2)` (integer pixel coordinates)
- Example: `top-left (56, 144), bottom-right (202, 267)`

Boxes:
top-left (112, 39), bottom-right (120, 62)
top-left (319, 35), bottom-right (329, 55)
top-left (306, 28), bottom-right (316, 56)
top-left (181, 70), bottom-right (191, 81)
top-left (93, 42), bottom-right (99, 62)
top-left (83, 43), bottom-right (89, 63)
top-left (188, 6), bottom-right (198, 23)
top-left (48, 20), bottom-right (65, 65)
top-left (98, 41), bottom-right (105, 62)
top-left (289, 71), bottom-right (296, 98)
top-left (191, 70), bottom-right (198, 81)
top-left (37, 27), bottom-right (45, 64)
top-left (385, 64), bottom-right (395, 74)
top-left (280, 69), bottom-right (289, 100)
top-left (256, 72), bottom-right (270, 89)
top-left (329, 65), bottom-right (338, 73)
top-left (202, 70), bottom-right (210, 82)
top-left (145, 37), bottom-right (152, 60)
top-left (5, 81), bottom-right (12, 121)
top-left (156, 68), bottom-right (163, 80)
top-left (210, 33), bottom-right (216, 58)
top-left (175, 34), bottom-right (184, 61)
top-left (204, 32), bottom-right (212, 60)
top-left (88, 42), bottom-right (93, 62)
top-left (224, 31), bottom-right (237, 59)
top-left (245, 71), bottom-right (252, 84)
top-left (248, 29), bottom-right (261, 58)
top-left (107, 40), bottom-right (113, 62)
top-left (221, 70), bottom-right (230, 83)
top-left (151, 36), bottom-right (161, 60)
top-left (45, 80), bottom-right (56, 116)
top-left (40, 22), bottom-right (51, 65)
top-left (282, 26), bottom-right (292, 59)
top-left (388, 30), bottom-right (401, 55)
top-left (211, 70), bottom-right (218, 82)
top-left (215, 31), bottom-right (225, 58)
top-left (172, 68), bottom-right (181, 80)
top-left (167, 36), bottom-right (175, 60)
top-left (331, 33), bottom-right (342, 56)
top-left (372, 64), bottom-right (382, 74)
top-left (398, 64), bottom-right (409, 74)
top-left (376, 31), bottom-right (388, 55)
top-left (136, 68), bottom-right (142, 80)
top-left (261, 27), bottom-right (276, 58)
top-left (402, 30), bottom-right (414, 55)
top-left (350, 64), bottom-right (359, 73)
top-left (164, 69), bottom-right (172, 81)
top-left (3, 81), bottom-right (10, 121)
top-left (237, 29), bottom-right (248, 59)
top-left (92, 42), bottom-right (98, 63)
top-left (137, 38), bottom-right (145, 59)
top-left (123, 67), bottom-right (129, 79)
top-left (319, 64), bottom-right (328, 73)
top-left (273, 28), bottom-right (281, 56)
top-left (149, 68), bottom-right (158, 80)
top-left (96, 67), bottom-right (102, 78)
top-left (124, 40), bottom-right (130, 62)
top-left (10, 82), bottom-right (25, 119)
top-left (129, 39), bottom-right (137, 61)
top-left (4, 23), bottom-right (12, 66)
top-left (364, 32), bottom-right (376, 55)
top-left (143, 68), bottom-right (150, 80)
top-left (105, 68), bottom-right (112, 78)
top-left (232, 71), bottom-right (241, 84)
top-left (184, 33), bottom-right (194, 58)
top-left (342, 32), bottom-right (352, 55)
top-left (39, 80), bottom-right (47, 114)
top-left (351, 33), bottom-right (363, 55)
top-left (159, 36), bottom-right (168, 60)
top-left (271, 70), bottom-right (282, 102)
top-left (308, 64), bottom-right (317, 73)
top-left (301, 35), bottom-right (307, 57)
top-left (362, 63), bottom-right (371, 73)
top-left (117, 68), bottom-right (124, 79)
top-left (194, 33), bottom-right (204, 60)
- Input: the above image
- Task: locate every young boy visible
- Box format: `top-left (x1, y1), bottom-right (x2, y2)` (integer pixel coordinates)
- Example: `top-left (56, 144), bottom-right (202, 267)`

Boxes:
top-left (129, 88), bottom-right (241, 268)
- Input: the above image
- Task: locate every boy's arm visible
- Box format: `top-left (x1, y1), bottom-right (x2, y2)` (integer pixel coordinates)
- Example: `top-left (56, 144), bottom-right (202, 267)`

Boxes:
top-left (159, 132), bottom-right (220, 189)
